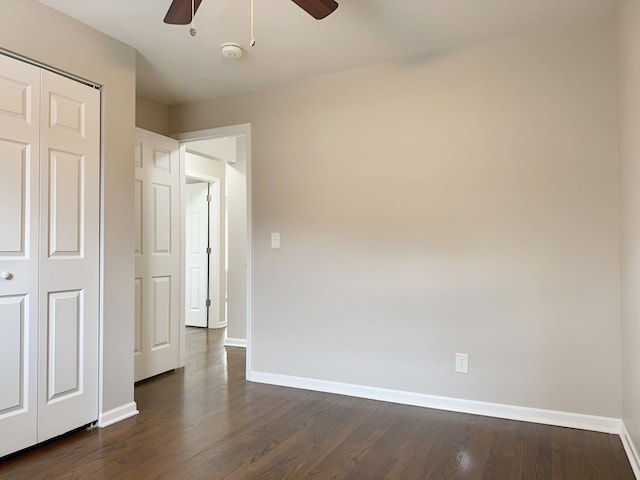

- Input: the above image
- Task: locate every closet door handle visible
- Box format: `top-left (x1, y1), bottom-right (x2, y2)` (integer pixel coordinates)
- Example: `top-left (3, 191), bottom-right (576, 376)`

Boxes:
top-left (1, 272), bottom-right (12, 280)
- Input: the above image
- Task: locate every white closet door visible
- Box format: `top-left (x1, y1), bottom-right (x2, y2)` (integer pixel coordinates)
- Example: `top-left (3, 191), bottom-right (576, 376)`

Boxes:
top-left (37, 70), bottom-right (100, 441)
top-left (134, 128), bottom-right (180, 382)
top-left (0, 55), bottom-right (40, 457)
top-left (185, 182), bottom-right (209, 328)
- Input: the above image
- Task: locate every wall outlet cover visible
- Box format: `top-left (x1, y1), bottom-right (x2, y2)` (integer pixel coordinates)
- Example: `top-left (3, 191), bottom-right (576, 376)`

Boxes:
top-left (455, 353), bottom-right (469, 374)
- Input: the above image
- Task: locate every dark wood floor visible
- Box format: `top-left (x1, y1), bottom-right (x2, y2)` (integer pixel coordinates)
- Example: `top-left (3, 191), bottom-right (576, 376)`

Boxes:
top-left (0, 328), bottom-right (634, 479)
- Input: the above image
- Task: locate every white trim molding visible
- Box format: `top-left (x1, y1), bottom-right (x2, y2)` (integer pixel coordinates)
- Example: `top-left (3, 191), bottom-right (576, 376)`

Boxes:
top-left (224, 337), bottom-right (247, 348)
top-left (621, 422), bottom-right (640, 478)
top-left (98, 402), bottom-right (139, 428)
top-left (248, 371), bottom-right (622, 434)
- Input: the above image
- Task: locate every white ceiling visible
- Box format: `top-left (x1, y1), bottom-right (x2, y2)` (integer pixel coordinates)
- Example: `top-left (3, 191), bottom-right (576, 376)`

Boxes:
top-left (39, 0), bottom-right (619, 106)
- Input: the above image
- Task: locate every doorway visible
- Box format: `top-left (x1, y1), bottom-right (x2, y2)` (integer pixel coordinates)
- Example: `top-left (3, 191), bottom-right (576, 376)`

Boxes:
top-left (176, 124), bottom-right (252, 375)
top-left (183, 145), bottom-right (225, 331)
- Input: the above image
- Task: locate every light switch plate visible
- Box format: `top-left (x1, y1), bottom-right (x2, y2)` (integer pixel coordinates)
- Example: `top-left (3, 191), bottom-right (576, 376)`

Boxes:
top-left (271, 232), bottom-right (280, 249)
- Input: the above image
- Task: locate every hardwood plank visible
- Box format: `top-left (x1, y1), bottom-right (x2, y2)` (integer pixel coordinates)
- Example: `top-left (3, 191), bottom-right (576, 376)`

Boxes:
top-left (481, 418), bottom-right (517, 479)
top-left (303, 400), bottom-right (400, 479)
top-left (609, 434), bottom-right (638, 480)
top-left (513, 422), bottom-right (552, 479)
top-left (0, 327), bottom-right (635, 480)
top-left (224, 395), bottom-right (363, 479)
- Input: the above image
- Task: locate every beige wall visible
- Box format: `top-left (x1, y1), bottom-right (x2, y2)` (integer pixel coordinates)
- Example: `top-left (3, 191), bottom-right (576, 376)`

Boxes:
top-left (0, 0), bottom-right (137, 415)
top-left (185, 147), bottom-right (227, 177)
top-left (136, 95), bottom-right (170, 136)
top-left (171, 20), bottom-right (621, 416)
top-left (226, 137), bottom-right (248, 342)
top-left (619, 0), bottom-right (640, 451)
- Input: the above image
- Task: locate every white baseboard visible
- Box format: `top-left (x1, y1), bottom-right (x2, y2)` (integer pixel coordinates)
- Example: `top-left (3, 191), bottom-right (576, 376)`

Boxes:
top-left (98, 402), bottom-right (139, 428)
top-left (224, 337), bottom-right (247, 348)
top-left (248, 371), bottom-right (622, 434)
top-left (208, 322), bottom-right (227, 330)
top-left (621, 422), bottom-right (640, 478)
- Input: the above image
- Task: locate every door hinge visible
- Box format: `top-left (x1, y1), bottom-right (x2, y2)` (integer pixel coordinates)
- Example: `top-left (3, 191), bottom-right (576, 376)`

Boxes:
top-left (206, 247), bottom-right (212, 255)
top-left (206, 299), bottom-right (211, 307)
top-left (206, 194), bottom-right (212, 202)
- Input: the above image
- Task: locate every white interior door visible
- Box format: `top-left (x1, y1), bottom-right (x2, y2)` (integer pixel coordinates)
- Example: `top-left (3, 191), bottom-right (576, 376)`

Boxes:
top-left (37, 69), bottom-right (100, 441)
top-left (0, 54), bottom-right (40, 457)
top-left (185, 182), bottom-right (209, 328)
top-left (134, 128), bottom-right (180, 382)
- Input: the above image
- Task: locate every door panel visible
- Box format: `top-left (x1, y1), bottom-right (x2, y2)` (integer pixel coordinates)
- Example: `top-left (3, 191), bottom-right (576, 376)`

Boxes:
top-left (0, 295), bottom-right (27, 413)
top-left (0, 140), bottom-right (29, 254)
top-left (48, 150), bottom-right (83, 256)
top-left (153, 146), bottom-right (171, 172)
top-left (134, 179), bottom-right (143, 255)
top-left (134, 128), bottom-right (180, 382)
top-left (0, 54), bottom-right (40, 457)
top-left (0, 70), bottom-right (35, 123)
top-left (134, 278), bottom-right (143, 355)
top-left (46, 290), bottom-right (82, 401)
top-left (153, 183), bottom-right (172, 254)
top-left (153, 276), bottom-right (171, 348)
top-left (38, 69), bottom-right (100, 442)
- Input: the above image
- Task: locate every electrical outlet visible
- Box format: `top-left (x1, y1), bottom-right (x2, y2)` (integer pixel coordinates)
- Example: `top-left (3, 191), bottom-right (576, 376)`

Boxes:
top-left (455, 353), bottom-right (469, 374)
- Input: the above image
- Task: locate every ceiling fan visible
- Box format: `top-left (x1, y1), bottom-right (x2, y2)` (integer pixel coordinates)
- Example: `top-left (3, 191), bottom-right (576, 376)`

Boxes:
top-left (164, 0), bottom-right (339, 24)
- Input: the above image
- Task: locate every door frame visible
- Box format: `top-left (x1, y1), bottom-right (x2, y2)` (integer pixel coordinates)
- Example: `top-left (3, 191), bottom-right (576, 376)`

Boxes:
top-left (173, 124), bottom-right (252, 376)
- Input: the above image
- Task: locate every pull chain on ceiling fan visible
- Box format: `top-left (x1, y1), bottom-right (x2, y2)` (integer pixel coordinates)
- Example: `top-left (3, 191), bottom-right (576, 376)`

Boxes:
top-left (189, 0), bottom-right (197, 36)
top-left (250, 0), bottom-right (256, 46)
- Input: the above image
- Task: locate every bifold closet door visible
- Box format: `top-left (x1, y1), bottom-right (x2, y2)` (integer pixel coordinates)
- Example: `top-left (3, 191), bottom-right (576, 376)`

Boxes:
top-left (37, 69), bottom-right (100, 441)
top-left (0, 55), bottom-right (100, 456)
top-left (0, 54), bottom-right (41, 457)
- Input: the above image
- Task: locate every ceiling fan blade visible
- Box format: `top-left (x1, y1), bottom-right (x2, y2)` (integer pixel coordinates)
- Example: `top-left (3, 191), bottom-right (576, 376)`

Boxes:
top-left (291, 0), bottom-right (338, 20)
top-left (164, 0), bottom-right (204, 25)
